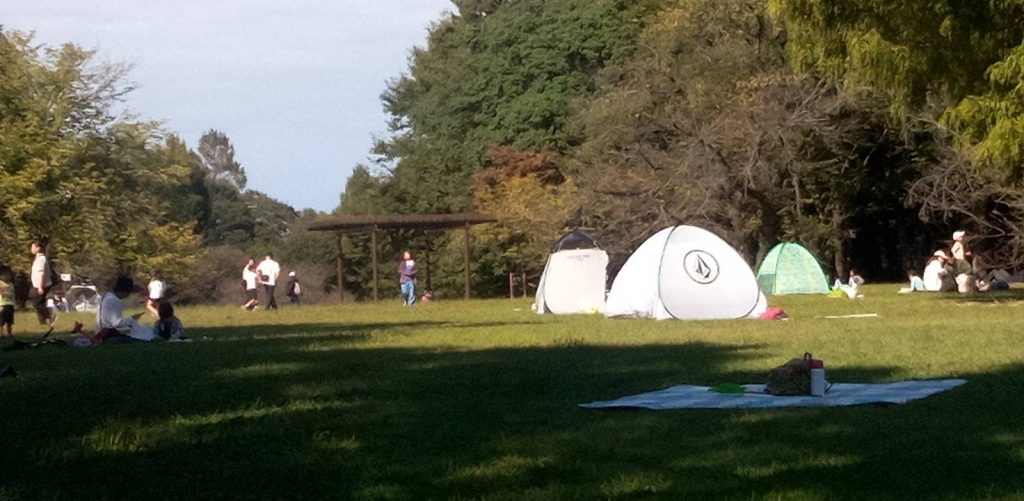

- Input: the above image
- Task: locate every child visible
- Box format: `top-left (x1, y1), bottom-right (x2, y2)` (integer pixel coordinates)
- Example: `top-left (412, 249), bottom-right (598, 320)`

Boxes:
top-left (832, 268), bottom-right (865, 299)
top-left (0, 266), bottom-right (15, 338)
top-left (154, 302), bottom-right (190, 342)
top-left (899, 270), bottom-right (926, 294)
top-left (285, 271), bottom-right (302, 305)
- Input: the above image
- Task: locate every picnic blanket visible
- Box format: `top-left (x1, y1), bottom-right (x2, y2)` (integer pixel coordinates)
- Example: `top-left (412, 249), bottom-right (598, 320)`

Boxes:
top-left (579, 379), bottom-right (967, 410)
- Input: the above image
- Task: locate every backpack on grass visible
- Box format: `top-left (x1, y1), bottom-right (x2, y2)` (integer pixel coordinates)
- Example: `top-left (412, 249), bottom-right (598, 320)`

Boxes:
top-left (765, 353), bottom-right (812, 395)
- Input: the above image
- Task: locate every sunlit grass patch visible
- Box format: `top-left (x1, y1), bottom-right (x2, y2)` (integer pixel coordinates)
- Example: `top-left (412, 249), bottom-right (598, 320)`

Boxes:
top-left (216, 362), bottom-right (311, 378)
top-left (600, 471), bottom-right (672, 497)
top-left (453, 455), bottom-right (555, 480)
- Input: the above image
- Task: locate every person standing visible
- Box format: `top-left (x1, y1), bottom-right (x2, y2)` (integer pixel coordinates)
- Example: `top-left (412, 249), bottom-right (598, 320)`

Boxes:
top-left (257, 253), bottom-right (280, 310)
top-left (30, 240), bottom-right (53, 325)
top-left (285, 271), bottom-right (302, 305)
top-left (146, 270), bottom-right (165, 318)
top-left (951, 230), bottom-right (975, 292)
top-left (397, 251), bottom-right (418, 306)
top-left (242, 259), bottom-right (259, 311)
top-left (0, 265), bottom-right (16, 338)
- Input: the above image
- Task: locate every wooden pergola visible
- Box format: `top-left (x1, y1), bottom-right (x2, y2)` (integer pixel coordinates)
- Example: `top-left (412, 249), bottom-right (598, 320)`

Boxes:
top-left (308, 213), bottom-right (497, 301)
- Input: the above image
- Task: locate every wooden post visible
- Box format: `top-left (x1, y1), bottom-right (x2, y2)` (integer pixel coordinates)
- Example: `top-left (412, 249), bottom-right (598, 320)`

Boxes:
top-left (336, 233), bottom-right (344, 302)
top-left (425, 248), bottom-right (433, 292)
top-left (522, 271), bottom-right (528, 298)
top-left (371, 224), bottom-right (379, 301)
top-left (463, 223), bottom-right (471, 299)
top-left (508, 272), bottom-right (515, 299)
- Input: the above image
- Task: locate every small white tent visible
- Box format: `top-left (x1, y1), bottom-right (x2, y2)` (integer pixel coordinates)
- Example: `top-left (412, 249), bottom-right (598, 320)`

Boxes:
top-left (605, 226), bottom-right (767, 320)
top-left (534, 231), bottom-right (609, 314)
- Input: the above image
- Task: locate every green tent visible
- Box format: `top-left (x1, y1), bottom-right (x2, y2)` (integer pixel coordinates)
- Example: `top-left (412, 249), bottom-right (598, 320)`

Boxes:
top-left (756, 243), bottom-right (829, 295)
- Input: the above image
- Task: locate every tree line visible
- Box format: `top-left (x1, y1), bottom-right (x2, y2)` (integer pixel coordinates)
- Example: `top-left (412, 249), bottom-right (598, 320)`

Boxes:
top-left (341, 0), bottom-right (1024, 295)
top-left (0, 28), bottom-right (335, 303)
top-left (6, 0), bottom-right (1024, 301)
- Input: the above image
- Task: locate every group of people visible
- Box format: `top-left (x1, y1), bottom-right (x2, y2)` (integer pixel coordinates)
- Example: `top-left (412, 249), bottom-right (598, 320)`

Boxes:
top-left (3, 242), bottom-right (428, 346)
top-left (241, 253), bottom-right (302, 311)
top-left (91, 275), bottom-right (189, 343)
top-left (0, 240), bottom-right (190, 343)
top-left (905, 230), bottom-right (1013, 293)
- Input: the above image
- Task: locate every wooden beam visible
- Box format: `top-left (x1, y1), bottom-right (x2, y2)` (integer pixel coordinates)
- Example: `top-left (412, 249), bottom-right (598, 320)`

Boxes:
top-left (463, 223), bottom-right (471, 299)
top-left (371, 224), bottom-right (379, 301)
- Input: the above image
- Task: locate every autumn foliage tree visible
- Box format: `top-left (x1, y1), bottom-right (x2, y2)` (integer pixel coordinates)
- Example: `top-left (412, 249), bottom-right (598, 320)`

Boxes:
top-left (472, 148), bottom-right (579, 277)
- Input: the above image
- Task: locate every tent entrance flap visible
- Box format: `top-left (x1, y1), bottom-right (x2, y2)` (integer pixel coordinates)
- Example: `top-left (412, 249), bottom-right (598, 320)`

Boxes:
top-left (535, 230), bottom-right (608, 315)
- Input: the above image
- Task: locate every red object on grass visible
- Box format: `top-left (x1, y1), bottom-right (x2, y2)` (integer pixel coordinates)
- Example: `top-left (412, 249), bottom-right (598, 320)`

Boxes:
top-left (759, 307), bottom-right (788, 320)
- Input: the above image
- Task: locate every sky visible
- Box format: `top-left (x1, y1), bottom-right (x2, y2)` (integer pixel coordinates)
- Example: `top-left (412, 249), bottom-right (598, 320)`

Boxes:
top-left (2, 0), bottom-right (455, 212)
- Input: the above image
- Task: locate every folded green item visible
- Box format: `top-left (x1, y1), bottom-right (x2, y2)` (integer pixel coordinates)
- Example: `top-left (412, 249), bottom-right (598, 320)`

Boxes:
top-left (708, 383), bottom-right (745, 394)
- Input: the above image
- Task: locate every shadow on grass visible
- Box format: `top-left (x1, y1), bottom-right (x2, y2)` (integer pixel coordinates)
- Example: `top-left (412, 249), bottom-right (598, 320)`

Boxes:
top-left (935, 288), bottom-right (1024, 304)
top-left (1, 323), bottom-right (1022, 500)
top-left (187, 319), bottom-right (545, 344)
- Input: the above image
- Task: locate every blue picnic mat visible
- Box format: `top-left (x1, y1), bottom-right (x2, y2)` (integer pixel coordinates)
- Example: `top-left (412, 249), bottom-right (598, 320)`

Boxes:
top-left (579, 379), bottom-right (967, 410)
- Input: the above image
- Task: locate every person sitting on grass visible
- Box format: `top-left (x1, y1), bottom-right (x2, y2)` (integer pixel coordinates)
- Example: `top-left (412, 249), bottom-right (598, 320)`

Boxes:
top-left (977, 266), bottom-right (1011, 292)
top-left (833, 268), bottom-right (865, 298)
top-left (923, 250), bottom-right (955, 292)
top-left (154, 302), bottom-right (190, 342)
top-left (899, 270), bottom-right (927, 294)
top-left (94, 276), bottom-right (145, 343)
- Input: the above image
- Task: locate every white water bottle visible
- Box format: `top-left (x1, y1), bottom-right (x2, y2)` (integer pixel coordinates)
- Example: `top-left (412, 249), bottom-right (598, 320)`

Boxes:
top-left (810, 358), bottom-right (826, 397)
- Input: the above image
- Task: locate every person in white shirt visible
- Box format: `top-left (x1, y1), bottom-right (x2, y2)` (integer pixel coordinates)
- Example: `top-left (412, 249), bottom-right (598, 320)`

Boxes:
top-left (30, 240), bottom-right (53, 325)
top-left (256, 253), bottom-right (281, 310)
top-left (146, 270), bottom-right (165, 318)
top-left (95, 276), bottom-right (144, 343)
top-left (923, 250), bottom-right (955, 291)
top-left (242, 259), bottom-right (259, 311)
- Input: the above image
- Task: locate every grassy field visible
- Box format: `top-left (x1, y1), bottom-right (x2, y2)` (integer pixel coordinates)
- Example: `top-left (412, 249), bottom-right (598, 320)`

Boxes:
top-left (2, 285), bottom-right (1024, 500)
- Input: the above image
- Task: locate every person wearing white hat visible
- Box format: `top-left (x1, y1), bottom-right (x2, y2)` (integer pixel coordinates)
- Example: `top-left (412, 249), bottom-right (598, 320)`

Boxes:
top-left (951, 230), bottom-right (970, 262)
top-left (950, 230), bottom-right (975, 292)
top-left (285, 271), bottom-right (302, 305)
top-left (923, 250), bottom-right (955, 291)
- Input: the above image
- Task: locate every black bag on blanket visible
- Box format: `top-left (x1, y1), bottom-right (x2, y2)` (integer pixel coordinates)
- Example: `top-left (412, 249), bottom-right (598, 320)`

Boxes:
top-left (765, 352), bottom-right (812, 395)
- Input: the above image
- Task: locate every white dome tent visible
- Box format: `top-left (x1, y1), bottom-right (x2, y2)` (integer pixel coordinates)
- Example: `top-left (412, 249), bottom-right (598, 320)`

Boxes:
top-left (533, 230), bottom-right (609, 314)
top-left (605, 226), bottom-right (767, 320)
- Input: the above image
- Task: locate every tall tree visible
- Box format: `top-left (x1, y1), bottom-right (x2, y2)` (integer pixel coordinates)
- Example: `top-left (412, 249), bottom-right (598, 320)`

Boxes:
top-left (371, 0), bottom-right (662, 213)
top-left (196, 129), bottom-right (247, 191)
top-left (573, 0), bottom-right (935, 278)
top-left (769, 0), bottom-right (1024, 262)
top-left (0, 29), bottom-right (200, 278)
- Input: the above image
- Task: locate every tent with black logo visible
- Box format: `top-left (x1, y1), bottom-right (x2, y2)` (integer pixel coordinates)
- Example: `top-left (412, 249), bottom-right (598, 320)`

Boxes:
top-left (604, 225), bottom-right (767, 320)
top-left (756, 242), bottom-right (830, 295)
top-left (533, 231), bottom-right (608, 314)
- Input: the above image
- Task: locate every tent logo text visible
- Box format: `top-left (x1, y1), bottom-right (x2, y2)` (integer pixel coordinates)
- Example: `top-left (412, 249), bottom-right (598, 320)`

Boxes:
top-left (684, 250), bottom-right (719, 284)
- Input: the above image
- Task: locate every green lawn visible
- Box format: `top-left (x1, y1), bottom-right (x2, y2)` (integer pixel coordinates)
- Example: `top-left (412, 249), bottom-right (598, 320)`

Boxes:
top-left (2, 285), bottom-right (1024, 500)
